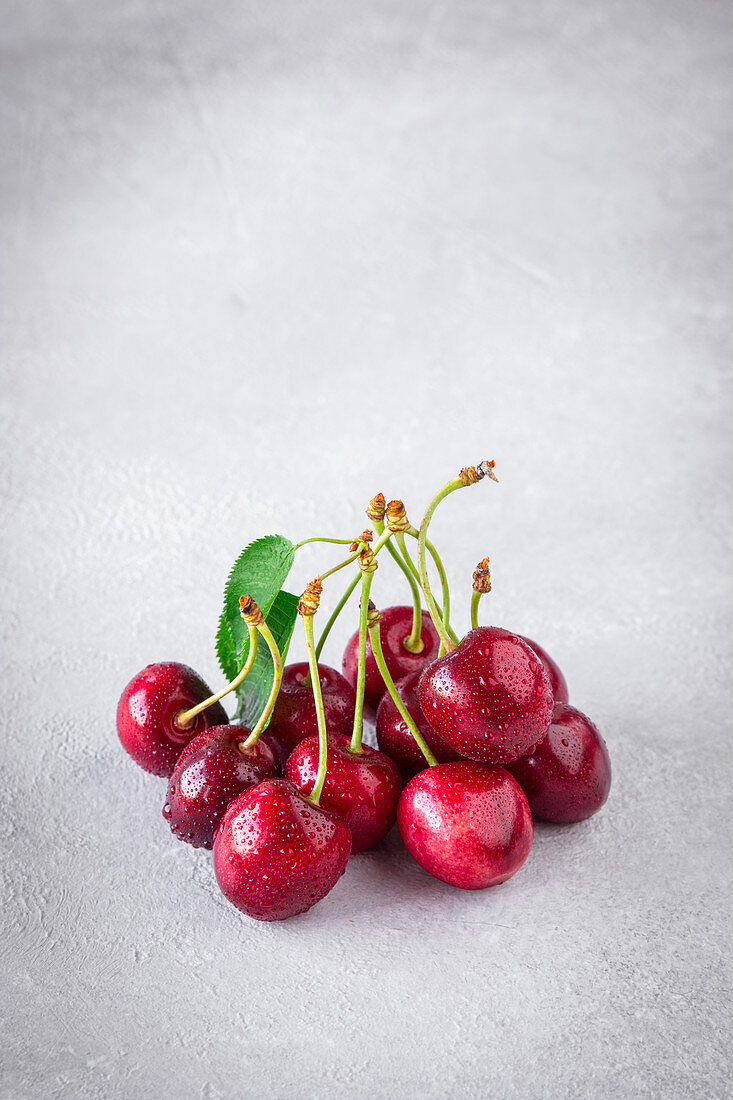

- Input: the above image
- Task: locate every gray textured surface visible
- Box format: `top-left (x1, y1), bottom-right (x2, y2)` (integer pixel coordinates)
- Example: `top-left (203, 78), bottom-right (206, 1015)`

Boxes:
top-left (1, 2), bottom-right (731, 1098)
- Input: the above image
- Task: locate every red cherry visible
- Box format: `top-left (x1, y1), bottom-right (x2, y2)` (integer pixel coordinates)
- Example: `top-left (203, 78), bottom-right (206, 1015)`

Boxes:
top-left (342, 605), bottom-right (440, 718)
top-left (117, 662), bottom-right (229, 777)
top-left (506, 703), bottom-right (611, 823)
top-left (418, 627), bottom-right (554, 764)
top-left (163, 725), bottom-right (279, 849)
top-left (375, 670), bottom-right (463, 775)
top-left (266, 662), bottom-right (356, 768)
top-left (213, 779), bottom-right (352, 921)
top-left (520, 635), bottom-right (569, 703)
top-left (285, 734), bottom-right (402, 852)
top-left (397, 761), bottom-right (533, 889)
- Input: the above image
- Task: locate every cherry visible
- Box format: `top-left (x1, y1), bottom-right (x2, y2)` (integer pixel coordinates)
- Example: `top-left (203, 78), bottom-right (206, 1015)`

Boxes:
top-left (163, 725), bottom-right (279, 848)
top-left (376, 670), bottom-right (462, 775)
top-left (520, 635), bottom-right (569, 704)
top-left (506, 702), bottom-right (611, 823)
top-left (418, 627), bottom-right (554, 764)
top-left (285, 733), bottom-right (402, 852)
top-left (213, 778), bottom-right (352, 921)
top-left (342, 605), bottom-right (440, 718)
top-left (266, 662), bottom-right (356, 769)
top-left (398, 760), bottom-right (533, 889)
top-left (117, 662), bottom-right (229, 777)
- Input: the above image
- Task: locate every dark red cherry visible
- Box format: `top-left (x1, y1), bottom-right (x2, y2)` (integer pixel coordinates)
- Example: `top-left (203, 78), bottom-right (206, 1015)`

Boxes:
top-left (212, 778), bottom-right (352, 921)
top-left (285, 733), bottom-right (402, 852)
top-left (506, 702), bottom-right (611, 823)
top-left (117, 662), bottom-right (229, 777)
top-left (342, 605), bottom-right (440, 718)
top-left (418, 627), bottom-right (554, 764)
top-left (376, 670), bottom-right (463, 776)
top-left (163, 725), bottom-right (279, 848)
top-left (397, 761), bottom-right (533, 889)
top-left (520, 636), bottom-right (569, 703)
top-left (266, 662), bottom-right (356, 768)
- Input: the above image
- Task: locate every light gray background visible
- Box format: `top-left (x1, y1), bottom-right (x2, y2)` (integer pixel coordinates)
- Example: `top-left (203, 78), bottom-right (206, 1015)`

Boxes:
top-left (1, 2), bottom-right (731, 1098)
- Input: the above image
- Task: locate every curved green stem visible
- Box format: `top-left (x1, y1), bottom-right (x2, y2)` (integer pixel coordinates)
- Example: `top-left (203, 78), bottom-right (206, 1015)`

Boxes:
top-left (416, 481), bottom-right (463, 651)
top-left (349, 571), bottom-right (374, 754)
top-left (319, 545), bottom-right (364, 581)
top-left (176, 623), bottom-right (258, 728)
top-left (406, 527), bottom-right (456, 645)
top-left (470, 590), bottom-right (482, 630)
top-left (293, 536), bottom-right (357, 551)
top-left (315, 571), bottom-right (360, 661)
top-left (375, 521), bottom-right (424, 655)
top-left (368, 620), bottom-right (438, 766)
top-left (300, 612), bottom-right (330, 805)
top-left (242, 621), bottom-right (283, 747)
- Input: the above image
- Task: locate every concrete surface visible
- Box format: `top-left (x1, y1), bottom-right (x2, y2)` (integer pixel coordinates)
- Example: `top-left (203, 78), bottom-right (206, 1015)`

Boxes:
top-left (1, 1), bottom-right (731, 1098)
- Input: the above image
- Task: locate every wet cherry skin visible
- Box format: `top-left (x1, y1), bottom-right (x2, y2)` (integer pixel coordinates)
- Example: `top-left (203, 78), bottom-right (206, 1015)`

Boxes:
top-left (285, 733), bottom-right (402, 852)
top-left (163, 725), bottom-right (279, 849)
top-left (418, 627), bottom-right (554, 765)
top-left (506, 703), bottom-right (611, 823)
top-left (376, 670), bottom-right (463, 776)
top-left (397, 761), bottom-right (533, 889)
top-left (342, 605), bottom-right (440, 718)
top-left (520, 636), bottom-right (569, 704)
top-left (212, 778), bottom-right (352, 921)
top-left (116, 662), bottom-right (229, 777)
top-left (266, 662), bottom-right (356, 768)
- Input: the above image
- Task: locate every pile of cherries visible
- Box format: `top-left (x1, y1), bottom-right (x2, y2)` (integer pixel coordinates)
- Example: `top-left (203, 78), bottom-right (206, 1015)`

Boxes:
top-left (117, 462), bottom-right (611, 922)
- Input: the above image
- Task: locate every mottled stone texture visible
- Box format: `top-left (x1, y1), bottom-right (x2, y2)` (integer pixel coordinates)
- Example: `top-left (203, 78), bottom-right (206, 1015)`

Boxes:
top-left (1, 1), bottom-right (731, 1097)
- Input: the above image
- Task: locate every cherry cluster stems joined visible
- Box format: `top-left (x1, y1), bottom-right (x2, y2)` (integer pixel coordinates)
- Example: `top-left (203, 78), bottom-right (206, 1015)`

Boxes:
top-left (301, 611), bottom-right (330, 805)
top-left (242, 620), bottom-right (284, 748)
top-left (175, 622), bottom-right (259, 729)
top-left (367, 620), bottom-right (438, 767)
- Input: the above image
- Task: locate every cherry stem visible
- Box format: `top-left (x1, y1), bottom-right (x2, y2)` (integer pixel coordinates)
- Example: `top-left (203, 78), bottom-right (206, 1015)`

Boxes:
top-left (416, 462), bottom-right (496, 651)
top-left (319, 544), bottom-right (366, 581)
top-left (405, 527), bottom-right (455, 644)
top-left (367, 615), bottom-right (438, 767)
top-left (293, 536), bottom-right (357, 551)
top-left (349, 570), bottom-right (375, 754)
top-left (242, 621), bottom-right (284, 748)
top-left (374, 519), bottom-right (424, 655)
top-left (301, 611), bottom-right (329, 806)
top-left (470, 590), bottom-right (482, 630)
top-left (314, 572), bottom-right (360, 661)
top-left (175, 622), bottom-right (258, 729)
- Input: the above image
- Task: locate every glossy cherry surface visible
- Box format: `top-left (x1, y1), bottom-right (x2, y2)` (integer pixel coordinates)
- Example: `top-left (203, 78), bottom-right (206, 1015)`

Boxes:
top-left (507, 702), bottom-right (611, 823)
top-left (266, 662), bottom-right (356, 768)
top-left (163, 725), bottom-right (279, 848)
top-left (397, 761), bottom-right (533, 889)
top-left (116, 662), bottom-right (229, 777)
top-left (213, 778), bottom-right (352, 921)
top-left (376, 670), bottom-right (463, 775)
top-left (285, 733), bottom-right (402, 852)
top-left (342, 605), bottom-right (440, 718)
top-left (520, 636), bottom-right (569, 704)
top-left (418, 627), bottom-right (554, 764)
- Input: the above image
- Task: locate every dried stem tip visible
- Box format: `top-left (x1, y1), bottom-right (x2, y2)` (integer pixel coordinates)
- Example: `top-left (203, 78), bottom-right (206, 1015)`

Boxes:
top-left (358, 546), bottom-right (378, 574)
top-left (385, 499), bottom-right (410, 533)
top-left (365, 599), bottom-right (381, 629)
top-left (365, 493), bottom-right (386, 523)
top-left (298, 577), bottom-right (323, 617)
top-left (349, 528), bottom-right (374, 552)
top-left (459, 459), bottom-right (498, 486)
top-left (239, 594), bottom-right (265, 625)
top-left (472, 557), bottom-right (492, 594)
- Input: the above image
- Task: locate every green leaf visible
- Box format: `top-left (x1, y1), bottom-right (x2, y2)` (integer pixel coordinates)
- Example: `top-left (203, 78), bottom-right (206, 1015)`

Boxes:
top-left (234, 589), bottom-right (299, 727)
top-left (215, 535), bottom-right (295, 681)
